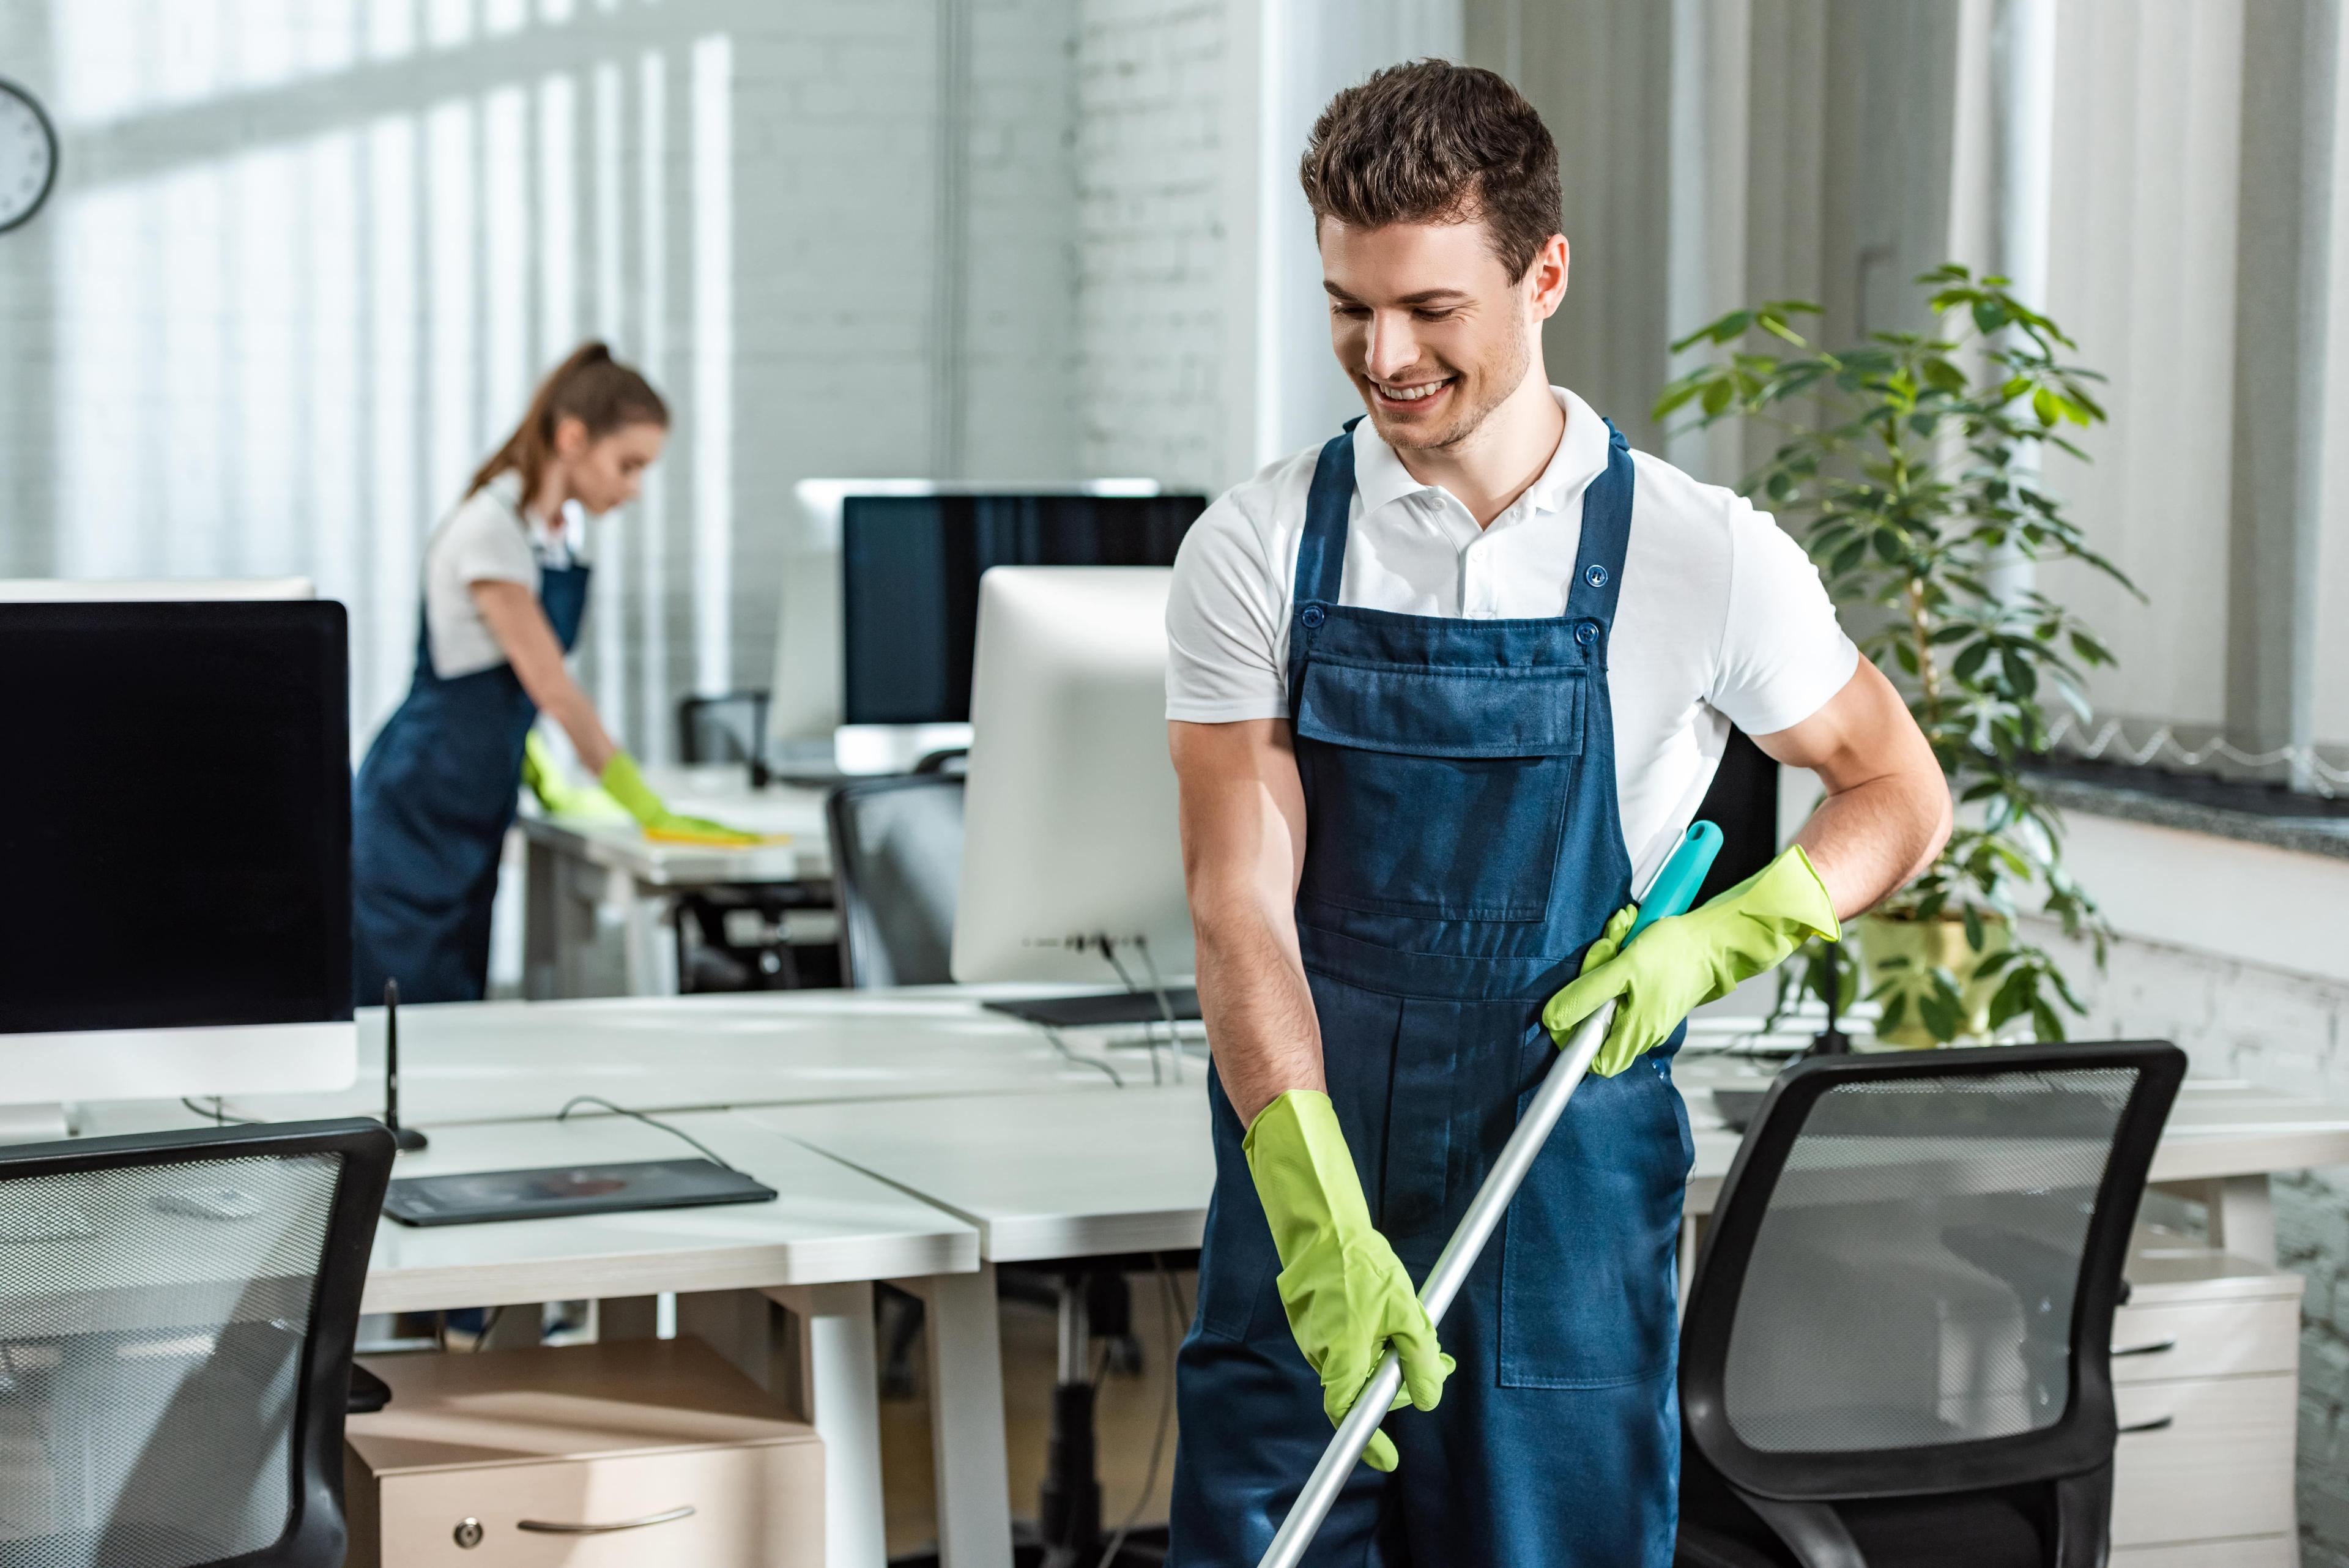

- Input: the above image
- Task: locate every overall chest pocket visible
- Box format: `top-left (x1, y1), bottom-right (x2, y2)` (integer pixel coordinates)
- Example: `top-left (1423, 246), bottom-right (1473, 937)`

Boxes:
top-left (1293, 659), bottom-right (1586, 923)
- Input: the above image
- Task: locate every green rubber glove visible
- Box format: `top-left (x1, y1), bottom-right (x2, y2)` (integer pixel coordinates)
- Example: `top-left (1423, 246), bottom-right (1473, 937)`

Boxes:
top-left (521, 732), bottom-right (626, 820)
top-left (1244, 1090), bottom-right (1454, 1473)
top-left (598, 751), bottom-right (763, 845)
top-left (1543, 845), bottom-right (1841, 1077)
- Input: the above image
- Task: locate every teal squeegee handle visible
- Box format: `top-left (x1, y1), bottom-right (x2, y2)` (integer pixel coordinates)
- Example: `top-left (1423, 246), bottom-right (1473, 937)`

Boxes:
top-left (1626, 820), bottom-right (1724, 943)
top-left (1256, 820), bottom-right (1725, 1568)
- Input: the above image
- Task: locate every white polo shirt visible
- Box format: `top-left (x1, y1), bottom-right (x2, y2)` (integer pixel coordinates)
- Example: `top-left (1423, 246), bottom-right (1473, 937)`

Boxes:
top-left (421, 472), bottom-right (584, 679)
top-left (1164, 385), bottom-right (1858, 886)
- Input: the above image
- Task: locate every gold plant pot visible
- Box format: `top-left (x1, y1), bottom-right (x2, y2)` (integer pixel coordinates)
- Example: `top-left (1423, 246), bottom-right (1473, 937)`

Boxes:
top-left (1854, 913), bottom-right (2011, 1048)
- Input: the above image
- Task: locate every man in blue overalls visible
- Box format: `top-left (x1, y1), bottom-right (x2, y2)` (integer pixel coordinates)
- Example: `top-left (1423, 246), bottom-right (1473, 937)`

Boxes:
top-left (1163, 64), bottom-right (1953, 1564)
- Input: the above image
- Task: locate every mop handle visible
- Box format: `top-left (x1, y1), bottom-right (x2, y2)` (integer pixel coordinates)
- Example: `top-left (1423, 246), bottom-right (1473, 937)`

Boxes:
top-left (1255, 821), bottom-right (1724, 1568)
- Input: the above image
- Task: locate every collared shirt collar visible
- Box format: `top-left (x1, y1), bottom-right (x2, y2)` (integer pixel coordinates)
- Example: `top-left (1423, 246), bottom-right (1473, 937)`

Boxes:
top-left (1349, 385), bottom-right (1612, 530)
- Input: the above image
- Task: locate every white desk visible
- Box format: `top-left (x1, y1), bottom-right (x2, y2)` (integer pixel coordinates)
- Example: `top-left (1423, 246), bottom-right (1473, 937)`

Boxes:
top-left (518, 765), bottom-right (832, 996)
top-left (87, 989), bottom-right (1148, 1134)
top-left (748, 1055), bottom-right (2349, 1568)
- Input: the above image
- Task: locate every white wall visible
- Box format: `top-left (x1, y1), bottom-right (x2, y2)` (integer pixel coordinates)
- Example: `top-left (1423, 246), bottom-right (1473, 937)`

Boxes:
top-left (0, 0), bottom-right (1091, 760)
top-left (2035, 0), bottom-right (2245, 734)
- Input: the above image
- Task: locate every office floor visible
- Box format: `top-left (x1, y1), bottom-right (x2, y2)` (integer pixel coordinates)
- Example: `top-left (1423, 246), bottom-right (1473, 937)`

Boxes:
top-left (881, 1270), bottom-right (1190, 1560)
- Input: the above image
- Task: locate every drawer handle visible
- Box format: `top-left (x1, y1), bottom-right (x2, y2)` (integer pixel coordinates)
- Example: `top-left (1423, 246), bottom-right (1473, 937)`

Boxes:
top-left (2117, 1414), bottom-right (2175, 1435)
top-left (2111, 1338), bottom-right (2178, 1358)
top-left (516, 1505), bottom-right (696, 1535)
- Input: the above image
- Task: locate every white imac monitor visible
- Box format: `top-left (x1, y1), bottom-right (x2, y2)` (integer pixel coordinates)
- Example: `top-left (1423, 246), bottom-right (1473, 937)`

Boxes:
top-left (770, 480), bottom-right (1192, 775)
top-left (951, 568), bottom-right (1195, 985)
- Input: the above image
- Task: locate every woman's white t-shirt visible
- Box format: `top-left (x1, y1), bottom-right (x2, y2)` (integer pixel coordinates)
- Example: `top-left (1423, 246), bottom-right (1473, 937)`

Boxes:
top-left (421, 471), bottom-right (582, 678)
top-left (1162, 385), bottom-right (1859, 886)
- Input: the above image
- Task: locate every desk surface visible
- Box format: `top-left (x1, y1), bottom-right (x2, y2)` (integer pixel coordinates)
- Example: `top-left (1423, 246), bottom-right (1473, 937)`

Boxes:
top-left (359, 1110), bottom-right (976, 1314)
top-left (744, 1087), bottom-right (1216, 1262)
top-left (519, 765), bottom-right (831, 885)
top-left (82, 989), bottom-right (1152, 1134)
top-left (750, 1047), bottom-right (2349, 1264)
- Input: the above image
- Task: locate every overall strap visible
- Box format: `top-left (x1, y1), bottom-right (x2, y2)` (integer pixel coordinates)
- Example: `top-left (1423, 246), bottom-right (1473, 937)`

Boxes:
top-left (1293, 417), bottom-right (1361, 607)
top-left (1562, 419), bottom-right (1635, 642)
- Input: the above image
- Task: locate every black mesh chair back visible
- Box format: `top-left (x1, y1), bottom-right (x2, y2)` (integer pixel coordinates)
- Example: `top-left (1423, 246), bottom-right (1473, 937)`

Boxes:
top-left (677, 691), bottom-right (770, 767)
top-left (826, 774), bottom-right (965, 988)
top-left (0, 1119), bottom-right (393, 1568)
top-left (1678, 1042), bottom-right (2185, 1568)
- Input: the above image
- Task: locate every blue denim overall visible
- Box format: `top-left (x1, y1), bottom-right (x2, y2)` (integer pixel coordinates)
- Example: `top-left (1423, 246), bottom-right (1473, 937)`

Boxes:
top-left (1169, 420), bottom-right (1692, 1566)
top-left (351, 540), bottom-right (590, 1006)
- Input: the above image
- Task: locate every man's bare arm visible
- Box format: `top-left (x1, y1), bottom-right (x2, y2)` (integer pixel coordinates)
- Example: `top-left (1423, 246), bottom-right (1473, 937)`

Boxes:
top-left (1170, 718), bottom-right (1322, 1126)
top-left (1753, 658), bottom-right (1953, 918)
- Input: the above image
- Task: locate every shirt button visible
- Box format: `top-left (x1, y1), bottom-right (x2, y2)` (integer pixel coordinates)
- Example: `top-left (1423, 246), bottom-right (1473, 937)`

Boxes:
top-left (1575, 620), bottom-right (1600, 647)
top-left (1584, 563), bottom-right (1609, 588)
top-left (1300, 604), bottom-right (1326, 629)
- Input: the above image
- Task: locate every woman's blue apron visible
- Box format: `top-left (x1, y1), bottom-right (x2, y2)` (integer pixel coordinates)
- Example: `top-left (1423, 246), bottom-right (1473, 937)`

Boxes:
top-left (1169, 419), bottom-right (1692, 1566)
top-left (351, 538), bottom-right (590, 1006)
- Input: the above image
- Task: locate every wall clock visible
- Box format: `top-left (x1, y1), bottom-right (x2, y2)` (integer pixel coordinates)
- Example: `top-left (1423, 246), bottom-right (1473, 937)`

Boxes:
top-left (0, 78), bottom-right (58, 235)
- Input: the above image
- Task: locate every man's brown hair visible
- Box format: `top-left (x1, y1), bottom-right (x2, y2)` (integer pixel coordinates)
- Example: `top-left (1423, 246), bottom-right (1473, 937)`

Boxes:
top-left (1299, 60), bottom-right (1560, 281)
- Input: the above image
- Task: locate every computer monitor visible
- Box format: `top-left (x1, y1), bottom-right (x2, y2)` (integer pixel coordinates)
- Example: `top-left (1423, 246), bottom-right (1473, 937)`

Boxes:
top-left (951, 568), bottom-right (1195, 986)
top-left (0, 578), bottom-right (317, 601)
top-left (0, 599), bottom-right (357, 1109)
top-left (766, 483), bottom-right (1202, 773)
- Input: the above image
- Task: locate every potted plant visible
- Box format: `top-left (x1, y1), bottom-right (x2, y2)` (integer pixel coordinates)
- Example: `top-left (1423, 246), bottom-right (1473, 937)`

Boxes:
top-left (1652, 266), bottom-right (2136, 1044)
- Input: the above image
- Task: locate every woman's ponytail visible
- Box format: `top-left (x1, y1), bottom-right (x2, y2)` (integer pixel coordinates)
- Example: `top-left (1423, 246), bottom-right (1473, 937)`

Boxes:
top-left (468, 341), bottom-right (668, 505)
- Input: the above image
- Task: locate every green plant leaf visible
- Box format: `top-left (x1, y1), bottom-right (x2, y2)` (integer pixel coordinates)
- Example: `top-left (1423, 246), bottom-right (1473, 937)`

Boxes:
top-left (1877, 990), bottom-right (1910, 1034)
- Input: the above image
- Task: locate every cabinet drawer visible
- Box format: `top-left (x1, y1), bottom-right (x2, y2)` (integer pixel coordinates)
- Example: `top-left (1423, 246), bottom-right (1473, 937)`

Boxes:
top-left (2110, 1375), bottom-right (2295, 1548)
top-left (2110, 1295), bottom-right (2298, 1383)
top-left (374, 1441), bottom-right (820, 1567)
top-left (2110, 1537), bottom-right (2295, 1568)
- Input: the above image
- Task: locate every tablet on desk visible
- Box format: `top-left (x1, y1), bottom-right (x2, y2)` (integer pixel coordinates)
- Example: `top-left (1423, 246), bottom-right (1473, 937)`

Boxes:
top-left (383, 1159), bottom-right (777, 1227)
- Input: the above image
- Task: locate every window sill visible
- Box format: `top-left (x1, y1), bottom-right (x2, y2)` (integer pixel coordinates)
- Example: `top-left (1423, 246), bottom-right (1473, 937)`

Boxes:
top-left (2024, 760), bottom-right (2349, 863)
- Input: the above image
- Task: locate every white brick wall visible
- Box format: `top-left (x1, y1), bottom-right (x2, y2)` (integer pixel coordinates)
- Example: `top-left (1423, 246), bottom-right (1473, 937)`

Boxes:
top-left (2028, 913), bottom-right (2349, 1566)
top-left (1074, 0), bottom-right (1231, 491)
top-left (0, 0), bottom-right (1089, 757)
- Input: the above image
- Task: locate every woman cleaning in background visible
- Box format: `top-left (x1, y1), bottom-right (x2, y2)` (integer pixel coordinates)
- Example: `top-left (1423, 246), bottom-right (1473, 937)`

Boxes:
top-left (353, 341), bottom-right (752, 1005)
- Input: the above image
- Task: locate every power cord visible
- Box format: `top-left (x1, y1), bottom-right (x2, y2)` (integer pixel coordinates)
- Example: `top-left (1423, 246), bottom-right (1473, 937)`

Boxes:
top-left (1091, 1257), bottom-right (1186, 1568)
top-left (182, 1097), bottom-right (260, 1126)
top-left (554, 1095), bottom-right (743, 1173)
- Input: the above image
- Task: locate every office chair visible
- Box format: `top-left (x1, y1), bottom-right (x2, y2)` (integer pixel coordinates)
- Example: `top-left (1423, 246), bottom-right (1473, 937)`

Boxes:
top-left (0, 1117), bottom-right (393, 1568)
top-left (826, 773), bottom-right (967, 988)
top-left (1674, 1041), bottom-right (2186, 1568)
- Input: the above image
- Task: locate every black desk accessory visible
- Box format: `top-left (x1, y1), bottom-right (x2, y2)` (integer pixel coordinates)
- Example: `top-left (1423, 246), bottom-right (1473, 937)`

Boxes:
top-left (382, 1157), bottom-right (776, 1227)
top-left (985, 987), bottom-right (1202, 1031)
top-left (1806, 940), bottom-right (1854, 1057)
top-left (380, 979), bottom-right (427, 1153)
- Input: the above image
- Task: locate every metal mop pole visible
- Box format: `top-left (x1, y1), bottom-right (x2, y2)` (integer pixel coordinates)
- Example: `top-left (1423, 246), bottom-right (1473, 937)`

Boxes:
top-left (1254, 821), bottom-right (1723, 1568)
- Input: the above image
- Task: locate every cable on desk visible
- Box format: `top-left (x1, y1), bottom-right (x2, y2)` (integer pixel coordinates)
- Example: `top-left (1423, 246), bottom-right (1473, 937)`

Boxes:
top-left (1039, 1025), bottom-right (1124, 1088)
top-left (1132, 937), bottom-right (1185, 1087)
top-left (1099, 941), bottom-right (1178, 1087)
top-left (554, 1095), bottom-right (743, 1173)
top-left (182, 1097), bottom-right (260, 1126)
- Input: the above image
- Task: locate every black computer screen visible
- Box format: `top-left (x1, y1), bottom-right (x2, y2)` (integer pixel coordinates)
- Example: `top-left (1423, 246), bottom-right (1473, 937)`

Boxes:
top-left (841, 494), bottom-right (1206, 725)
top-left (0, 601), bottom-right (352, 1032)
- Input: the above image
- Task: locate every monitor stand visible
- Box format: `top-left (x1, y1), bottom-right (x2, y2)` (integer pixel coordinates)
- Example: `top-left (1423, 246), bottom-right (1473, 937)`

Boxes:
top-left (833, 723), bottom-right (973, 776)
top-left (985, 988), bottom-right (1202, 1030)
top-left (0, 1105), bottom-right (69, 1144)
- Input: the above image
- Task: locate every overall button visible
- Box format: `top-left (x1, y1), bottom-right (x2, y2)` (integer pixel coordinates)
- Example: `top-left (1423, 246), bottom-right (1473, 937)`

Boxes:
top-left (1300, 604), bottom-right (1326, 629)
top-left (1575, 620), bottom-right (1600, 647)
top-left (1584, 563), bottom-right (1609, 588)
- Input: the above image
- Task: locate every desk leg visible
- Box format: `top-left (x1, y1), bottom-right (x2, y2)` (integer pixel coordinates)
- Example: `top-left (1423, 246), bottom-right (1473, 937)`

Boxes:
top-left (899, 1266), bottom-right (1013, 1568)
top-left (766, 1282), bottom-right (888, 1568)
top-left (522, 833), bottom-right (560, 1001)
top-left (622, 878), bottom-right (679, 997)
top-left (2209, 1174), bottom-right (2277, 1266)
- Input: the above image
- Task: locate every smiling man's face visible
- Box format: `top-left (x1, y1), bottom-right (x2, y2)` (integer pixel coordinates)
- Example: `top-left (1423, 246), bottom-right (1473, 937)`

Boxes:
top-left (1319, 216), bottom-right (1565, 453)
